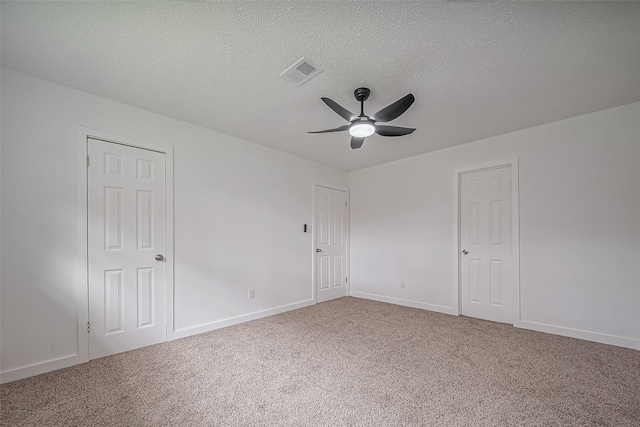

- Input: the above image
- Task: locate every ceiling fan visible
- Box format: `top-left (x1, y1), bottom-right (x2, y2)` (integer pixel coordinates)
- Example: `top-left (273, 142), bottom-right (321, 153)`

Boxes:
top-left (308, 87), bottom-right (416, 149)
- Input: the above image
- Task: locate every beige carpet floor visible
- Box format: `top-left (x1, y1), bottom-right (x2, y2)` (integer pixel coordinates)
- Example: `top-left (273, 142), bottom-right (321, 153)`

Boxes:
top-left (1, 297), bottom-right (639, 426)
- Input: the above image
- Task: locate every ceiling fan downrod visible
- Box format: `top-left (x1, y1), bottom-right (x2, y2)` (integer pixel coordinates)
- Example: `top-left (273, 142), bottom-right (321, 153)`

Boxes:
top-left (354, 87), bottom-right (370, 117)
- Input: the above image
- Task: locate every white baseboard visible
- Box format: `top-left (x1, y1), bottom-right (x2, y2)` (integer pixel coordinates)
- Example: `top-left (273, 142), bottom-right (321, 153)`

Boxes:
top-left (1, 354), bottom-right (81, 384)
top-left (515, 320), bottom-right (640, 351)
top-left (169, 299), bottom-right (315, 340)
top-left (350, 291), bottom-right (457, 316)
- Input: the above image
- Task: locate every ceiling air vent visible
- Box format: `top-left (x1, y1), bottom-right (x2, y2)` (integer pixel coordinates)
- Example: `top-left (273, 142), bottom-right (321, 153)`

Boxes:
top-left (280, 57), bottom-right (323, 86)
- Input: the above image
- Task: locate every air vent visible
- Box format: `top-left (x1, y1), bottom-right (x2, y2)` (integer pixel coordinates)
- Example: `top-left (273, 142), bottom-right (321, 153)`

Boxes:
top-left (280, 57), bottom-right (323, 86)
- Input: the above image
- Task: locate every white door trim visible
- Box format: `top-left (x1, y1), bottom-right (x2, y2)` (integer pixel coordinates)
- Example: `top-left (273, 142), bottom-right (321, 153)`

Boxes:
top-left (312, 182), bottom-right (350, 303)
top-left (452, 158), bottom-right (520, 324)
top-left (76, 127), bottom-right (175, 365)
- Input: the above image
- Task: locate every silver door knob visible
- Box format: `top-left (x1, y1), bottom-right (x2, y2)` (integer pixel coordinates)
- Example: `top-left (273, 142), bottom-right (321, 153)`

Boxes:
top-left (316, 248), bottom-right (322, 252)
top-left (462, 249), bottom-right (468, 255)
top-left (155, 254), bottom-right (164, 261)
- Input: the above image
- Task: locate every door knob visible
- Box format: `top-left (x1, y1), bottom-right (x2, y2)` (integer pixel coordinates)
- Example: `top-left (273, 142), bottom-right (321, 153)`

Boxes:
top-left (316, 248), bottom-right (322, 252)
top-left (462, 249), bottom-right (468, 255)
top-left (155, 254), bottom-right (165, 261)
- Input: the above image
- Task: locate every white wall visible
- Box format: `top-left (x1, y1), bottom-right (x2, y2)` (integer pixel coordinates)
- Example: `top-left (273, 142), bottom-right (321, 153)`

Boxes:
top-left (2, 67), bottom-right (638, 384)
top-left (0, 68), bottom-right (347, 381)
top-left (349, 102), bottom-right (640, 350)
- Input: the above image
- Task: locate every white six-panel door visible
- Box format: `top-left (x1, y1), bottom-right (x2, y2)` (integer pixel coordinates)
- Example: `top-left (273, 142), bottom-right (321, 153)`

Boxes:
top-left (460, 166), bottom-right (513, 323)
top-left (88, 138), bottom-right (166, 359)
top-left (315, 186), bottom-right (347, 303)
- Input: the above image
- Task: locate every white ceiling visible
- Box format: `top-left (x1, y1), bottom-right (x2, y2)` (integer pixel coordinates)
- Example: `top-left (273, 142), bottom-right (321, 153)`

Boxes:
top-left (2, 1), bottom-right (639, 172)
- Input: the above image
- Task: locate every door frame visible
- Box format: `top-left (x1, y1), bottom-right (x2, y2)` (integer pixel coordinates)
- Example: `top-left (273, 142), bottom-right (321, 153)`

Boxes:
top-left (312, 182), bottom-right (350, 303)
top-left (76, 127), bottom-right (175, 363)
top-left (452, 158), bottom-right (520, 324)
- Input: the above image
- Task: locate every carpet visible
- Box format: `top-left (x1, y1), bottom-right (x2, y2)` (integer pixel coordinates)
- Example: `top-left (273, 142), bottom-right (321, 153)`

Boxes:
top-left (1, 297), bottom-right (639, 426)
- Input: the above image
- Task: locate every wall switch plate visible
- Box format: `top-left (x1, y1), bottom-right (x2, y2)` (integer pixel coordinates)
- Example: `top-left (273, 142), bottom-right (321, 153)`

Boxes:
top-left (248, 288), bottom-right (256, 299)
top-left (400, 281), bottom-right (406, 288)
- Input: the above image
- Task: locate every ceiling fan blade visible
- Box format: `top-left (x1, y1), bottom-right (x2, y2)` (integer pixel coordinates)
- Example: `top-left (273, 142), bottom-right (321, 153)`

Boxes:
top-left (350, 136), bottom-right (365, 149)
top-left (308, 124), bottom-right (351, 134)
top-left (371, 94), bottom-right (415, 123)
top-left (375, 125), bottom-right (416, 137)
top-left (321, 97), bottom-right (356, 122)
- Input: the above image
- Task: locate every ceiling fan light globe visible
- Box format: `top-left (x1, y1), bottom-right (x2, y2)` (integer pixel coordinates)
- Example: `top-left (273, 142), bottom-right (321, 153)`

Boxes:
top-left (349, 123), bottom-right (375, 138)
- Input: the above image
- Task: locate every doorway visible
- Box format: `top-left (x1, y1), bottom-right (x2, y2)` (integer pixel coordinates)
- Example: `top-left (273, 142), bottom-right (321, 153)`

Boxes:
top-left (87, 137), bottom-right (168, 359)
top-left (314, 185), bottom-right (348, 303)
top-left (457, 161), bottom-right (519, 324)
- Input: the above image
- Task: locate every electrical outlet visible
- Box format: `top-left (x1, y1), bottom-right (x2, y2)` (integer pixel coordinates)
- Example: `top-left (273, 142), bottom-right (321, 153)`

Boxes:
top-left (248, 288), bottom-right (256, 299)
top-left (400, 281), bottom-right (406, 289)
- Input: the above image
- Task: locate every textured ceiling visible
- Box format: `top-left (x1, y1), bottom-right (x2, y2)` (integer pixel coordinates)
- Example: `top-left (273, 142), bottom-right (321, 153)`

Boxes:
top-left (2, 1), bottom-right (639, 171)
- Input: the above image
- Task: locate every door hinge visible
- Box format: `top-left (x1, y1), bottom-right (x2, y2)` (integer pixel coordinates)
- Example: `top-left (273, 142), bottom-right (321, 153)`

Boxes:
top-left (87, 322), bottom-right (90, 333)
top-left (345, 201), bottom-right (348, 206)
top-left (86, 156), bottom-right (90, 167)
top-left (345, 277), bottom-right (348, 283)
